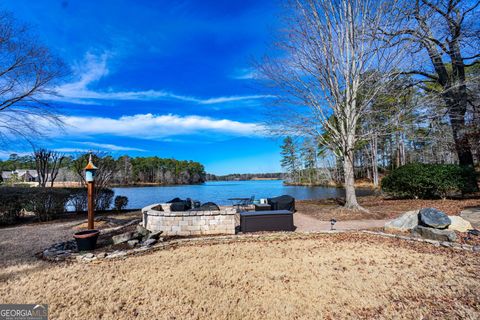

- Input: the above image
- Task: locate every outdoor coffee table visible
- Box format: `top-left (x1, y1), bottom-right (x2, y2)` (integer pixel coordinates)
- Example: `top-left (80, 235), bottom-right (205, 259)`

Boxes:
top-left (228, 197), bottom-right (250, 211)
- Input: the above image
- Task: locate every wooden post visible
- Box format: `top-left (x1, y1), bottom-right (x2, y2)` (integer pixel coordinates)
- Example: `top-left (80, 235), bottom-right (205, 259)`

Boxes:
top-left (87, 181), bottom-right (94, 229)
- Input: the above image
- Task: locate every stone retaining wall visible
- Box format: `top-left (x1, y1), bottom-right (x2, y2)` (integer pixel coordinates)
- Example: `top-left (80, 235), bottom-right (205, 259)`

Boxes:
top-left (142, 203), bottom-right (236, 236)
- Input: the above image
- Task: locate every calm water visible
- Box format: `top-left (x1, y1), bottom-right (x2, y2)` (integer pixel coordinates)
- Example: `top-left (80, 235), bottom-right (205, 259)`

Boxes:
top-left (112, 180), bottom-right (373, 209)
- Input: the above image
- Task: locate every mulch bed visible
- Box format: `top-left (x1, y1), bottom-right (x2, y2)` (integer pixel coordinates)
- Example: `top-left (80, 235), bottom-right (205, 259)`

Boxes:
top-left (297, 195), bottom-right (480, 221)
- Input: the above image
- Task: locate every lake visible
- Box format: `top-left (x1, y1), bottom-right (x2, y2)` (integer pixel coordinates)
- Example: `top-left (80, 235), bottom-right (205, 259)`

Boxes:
top-left (112, 180), bottom-right (374, 209)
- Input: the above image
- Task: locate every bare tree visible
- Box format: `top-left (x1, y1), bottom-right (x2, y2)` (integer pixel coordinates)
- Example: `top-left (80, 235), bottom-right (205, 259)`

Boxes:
top-left (71, 152), bottom-right (116, 210)
top-left (260, 0), bottom-right (405, 209)
top-left (0, 11), bottom-right (66, 145)
top-left (72, 152), bottom-right (116, 189)
top-left (33, 148), bottom-right (65, 187)
top-left (378, 0), bottom-right (480, 166)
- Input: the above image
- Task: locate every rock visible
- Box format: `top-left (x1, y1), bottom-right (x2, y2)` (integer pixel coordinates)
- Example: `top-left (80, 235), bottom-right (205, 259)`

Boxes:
top-left (83, 253), bottom-right (94, 259)
top-left (447, 216), bottom-right (473, 232)
top-left (106, 251), bottom-right (127, 259)
top-left (56, 252), bottom-right (70, 258)
top-left (83, 256), bottom-right (97, 262)
top-left (127, 240), bottom-right (139, 248)
top-left (468, 229), bottom-right (480, 236)
top-left (460, 208), bottom-right (480, 228)
top-left (440, 241), bottom-right (451, 247)
top-left (418, 208), bottom-right (451, 229)
top-left (385, 210), bottom-right (419, 232)
top-left (112, 232), bottom-right (135, 245)
top-left (43, 250), bottom-right (57, 258)
top-left (412, 225), bottom-right (457, 242)
top-left (132, 232), bottom-right (143, 240)
top-left (136, 225), bottom-right (150, 237)
top-left (147, 231), bottom-right (162, 240)
top-left (143, 239), bottom-right (157, 246)
top-left (134, 246), bottom-right (150, 252)
top-left (96, 252), bottom-right (107, 259)
top-left (473, 246), bottom-right (480, 252)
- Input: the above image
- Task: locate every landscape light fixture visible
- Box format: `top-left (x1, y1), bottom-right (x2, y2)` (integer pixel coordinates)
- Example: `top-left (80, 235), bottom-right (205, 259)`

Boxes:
top-left (330, 218), bottom-right (337, 231)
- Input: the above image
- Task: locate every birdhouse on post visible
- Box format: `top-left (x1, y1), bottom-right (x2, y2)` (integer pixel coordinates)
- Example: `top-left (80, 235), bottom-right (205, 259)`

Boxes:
top-left (84, 154), bottom-right (98, 229)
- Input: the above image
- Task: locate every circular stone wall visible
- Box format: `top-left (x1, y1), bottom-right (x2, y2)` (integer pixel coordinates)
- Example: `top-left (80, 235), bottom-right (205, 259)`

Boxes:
top-left (142, 203), bottom-right (236, 236)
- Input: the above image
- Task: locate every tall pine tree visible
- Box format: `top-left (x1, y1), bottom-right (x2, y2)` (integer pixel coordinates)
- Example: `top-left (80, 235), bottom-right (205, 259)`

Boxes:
top-left (280, 136), bottom-right (299, 183)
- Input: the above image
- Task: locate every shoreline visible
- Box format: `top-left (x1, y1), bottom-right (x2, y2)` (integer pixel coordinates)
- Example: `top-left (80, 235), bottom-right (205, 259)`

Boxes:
top-left (283, 181), bottom-right (378, 189)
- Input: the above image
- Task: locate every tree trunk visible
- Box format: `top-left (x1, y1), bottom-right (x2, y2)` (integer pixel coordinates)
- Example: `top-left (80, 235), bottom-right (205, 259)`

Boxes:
top-left (399, 132), bottom-right (405, 166)
top-left (343, 149), bottom-right (359, 209)
top-left (371, 134), bottom-right (379, 188)
top-left (445, 94), bottom-right (474, 166)
top-left (395, 131), bottom-right (400, 169)
top-left (473, 109), bottom-right (480, 164)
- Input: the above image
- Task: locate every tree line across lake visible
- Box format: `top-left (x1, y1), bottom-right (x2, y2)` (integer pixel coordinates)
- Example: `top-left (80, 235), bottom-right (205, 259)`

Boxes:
top-left (206, 173), bottom-right (283, 181)
top-left (0, 152), bottom-right (206, 186)
top-left (0, 151), bottom-right (210, 225)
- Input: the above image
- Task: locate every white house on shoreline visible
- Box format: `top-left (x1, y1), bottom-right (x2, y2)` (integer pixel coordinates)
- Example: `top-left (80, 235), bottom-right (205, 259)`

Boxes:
top-left (1, 170), bottom-right (39, 183)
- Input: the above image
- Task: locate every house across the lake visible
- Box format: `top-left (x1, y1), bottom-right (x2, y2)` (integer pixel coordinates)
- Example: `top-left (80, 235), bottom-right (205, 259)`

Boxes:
top-left (1, 170), bottom-right (39, 183)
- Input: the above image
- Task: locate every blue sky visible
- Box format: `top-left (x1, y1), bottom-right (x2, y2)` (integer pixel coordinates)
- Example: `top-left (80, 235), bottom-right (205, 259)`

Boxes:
top-left (4, 0), bottom-right (284, 174)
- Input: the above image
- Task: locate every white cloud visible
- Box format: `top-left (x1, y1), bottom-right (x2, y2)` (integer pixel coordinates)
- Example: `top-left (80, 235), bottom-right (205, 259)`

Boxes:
top-left (53, 148), bottom-right (91, 153)
top-left (48, 113), bottom-right (266, 139)
top-left (50, 53), bottom-right (272, 104)
top-left (197, 95), bottom-right (271, 104)
top-left (231, 68), bottom-right (261, 80)
top-left (77, 142), bottom-right (146, 151)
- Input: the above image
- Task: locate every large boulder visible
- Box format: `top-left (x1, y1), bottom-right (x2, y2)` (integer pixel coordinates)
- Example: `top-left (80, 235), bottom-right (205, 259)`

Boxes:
top-left (447, 216), bottom-right (473, 232)
top-left (460, 208), bottom-right (480, 228)
top-left (418, 208), bottom-right (451, 229)
top-left (412, 225), bottom-right (457, 242)
top-left (385, 210), bottom-right (419, 232)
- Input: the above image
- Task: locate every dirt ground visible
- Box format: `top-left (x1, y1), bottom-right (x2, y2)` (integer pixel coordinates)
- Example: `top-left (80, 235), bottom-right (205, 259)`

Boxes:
top-left (1, 218), bottom-right (479, 319)
top-left (296, 195), bottom-right (480, 220)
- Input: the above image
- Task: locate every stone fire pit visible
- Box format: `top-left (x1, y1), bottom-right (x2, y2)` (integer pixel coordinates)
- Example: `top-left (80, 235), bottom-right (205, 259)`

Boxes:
top-left (142, 203), bottom-right (236, 236)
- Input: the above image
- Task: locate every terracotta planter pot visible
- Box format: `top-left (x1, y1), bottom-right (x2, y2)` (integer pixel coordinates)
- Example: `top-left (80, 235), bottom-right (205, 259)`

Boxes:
top-left (73, 230), bottom-right (100, 251)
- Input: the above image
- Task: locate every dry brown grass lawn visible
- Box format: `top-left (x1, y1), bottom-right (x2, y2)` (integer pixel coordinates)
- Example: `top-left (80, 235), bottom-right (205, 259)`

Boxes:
top-left (1, 232), bottom-right (479, 319)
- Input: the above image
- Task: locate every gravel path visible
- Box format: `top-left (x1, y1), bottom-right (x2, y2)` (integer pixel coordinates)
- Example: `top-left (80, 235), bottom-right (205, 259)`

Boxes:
top-left (294, 212), bottom-right (390, 232)
top-left (0, 219), bottom-right (81, 281)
